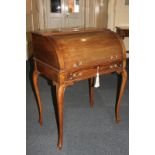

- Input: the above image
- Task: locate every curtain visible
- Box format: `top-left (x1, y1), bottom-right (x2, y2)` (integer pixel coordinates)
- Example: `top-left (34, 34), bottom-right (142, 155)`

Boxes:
top-left (26, 0), bottom-right (46, 59)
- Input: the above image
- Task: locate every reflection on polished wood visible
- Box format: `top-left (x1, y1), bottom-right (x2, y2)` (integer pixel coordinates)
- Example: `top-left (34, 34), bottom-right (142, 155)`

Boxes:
top-left (32, 28), bottom-right (127, 149)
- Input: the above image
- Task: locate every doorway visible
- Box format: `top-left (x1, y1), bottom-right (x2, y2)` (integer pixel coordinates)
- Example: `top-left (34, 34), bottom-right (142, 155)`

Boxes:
top-left (44, 0), bottom-right (108, 29)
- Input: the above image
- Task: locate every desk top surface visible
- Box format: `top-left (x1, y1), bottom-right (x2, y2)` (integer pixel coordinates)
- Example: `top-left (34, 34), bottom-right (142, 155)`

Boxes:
top-left (33, 27), bottom-right (111, 36)
top-left (116, 26), bottom-right (129, 30)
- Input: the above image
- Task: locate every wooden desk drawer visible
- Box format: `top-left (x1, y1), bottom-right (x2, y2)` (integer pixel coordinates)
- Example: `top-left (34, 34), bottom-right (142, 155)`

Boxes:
top-left (65, 62), bottom-right (122, 82)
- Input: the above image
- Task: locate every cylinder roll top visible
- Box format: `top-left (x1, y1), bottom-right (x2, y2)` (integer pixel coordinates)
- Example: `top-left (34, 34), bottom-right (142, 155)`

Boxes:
top-left (32, 29), bottom-right (125, 71)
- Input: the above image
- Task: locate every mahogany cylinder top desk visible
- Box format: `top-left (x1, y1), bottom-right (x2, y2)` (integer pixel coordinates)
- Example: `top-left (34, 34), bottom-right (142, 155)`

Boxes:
top-left (31, 28), bottom-right (127, 149)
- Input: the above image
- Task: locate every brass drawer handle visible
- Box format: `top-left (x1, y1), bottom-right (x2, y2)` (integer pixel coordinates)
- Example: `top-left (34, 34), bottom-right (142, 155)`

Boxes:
top-left (109, 64), bottom-right (118, 69)
top-left (73, 73), bottom-right (77, 77)
top-left (78, 72), bottom-right (82, 76)
top-left (78, 61), bottom-right (83, 66)
top-left (68, 73), bottom-right (73, 80)
top-left (110, 56), bottom-right (114, 60)
top-left (73, 63), bottom-right (78, 68)
top-left (68, 72), bottom-right (82, 80)
top-left (110, 55), bottom-right (118, 60)
top-left (73, 61), bottom-right (83, 68)
top-left (114, 64), bottom-right (117, 68)
top-left (73, 72), bottom-right (82, 77)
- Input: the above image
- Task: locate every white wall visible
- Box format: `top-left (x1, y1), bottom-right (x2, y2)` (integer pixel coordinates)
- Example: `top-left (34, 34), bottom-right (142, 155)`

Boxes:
top-left (115, 0), bottom-right (129, 27)
top-left (108, 0), bottom-right (129, 51)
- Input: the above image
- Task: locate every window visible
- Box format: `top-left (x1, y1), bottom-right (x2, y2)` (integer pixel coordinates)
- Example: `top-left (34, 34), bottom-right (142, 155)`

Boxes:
top-left (50, 0), bottom-right (79, 13)
top-left (51, 0), bottom-right (61, 13)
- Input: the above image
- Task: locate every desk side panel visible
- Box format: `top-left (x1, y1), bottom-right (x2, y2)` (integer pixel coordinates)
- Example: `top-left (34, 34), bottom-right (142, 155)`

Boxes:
top-left (32, 33), bottom-right (61, 70)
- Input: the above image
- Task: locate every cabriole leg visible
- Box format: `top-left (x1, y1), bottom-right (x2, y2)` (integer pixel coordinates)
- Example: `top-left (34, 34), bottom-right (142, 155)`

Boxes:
top-left (32, 62), bottom-right (43, 126)
top-left (116, 69), bottom-right (127, 123)
top-left (88, 78), bottom-right (94, 108)
top-left (56, 84), bottom-right (65, 149)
